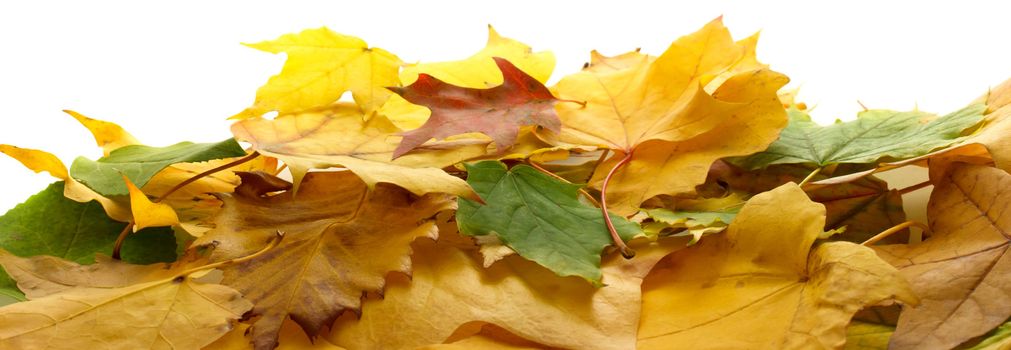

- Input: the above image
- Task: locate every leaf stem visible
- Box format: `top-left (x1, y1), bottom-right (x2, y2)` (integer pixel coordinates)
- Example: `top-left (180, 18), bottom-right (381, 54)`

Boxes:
top-left (557, 99), bottom-right (587, 107)
top-left (527, 161), bottom-right (601, 207)
top-left (896, 180), bottom-right (932, 195)
top-left (154, 151), bottom-right (260, 203)
top-left (110, 222), bottom-right (135, 260)
top-left (600, 150), bottom-right (635, 259)
top-left (798, 167), bottom-right (823, 187)
top-left (112, 151), bottom-right (261, 260)
top-left (174, 231), bottom-right (284, 277)
top-left (861, 221), bottom-right (930, 246)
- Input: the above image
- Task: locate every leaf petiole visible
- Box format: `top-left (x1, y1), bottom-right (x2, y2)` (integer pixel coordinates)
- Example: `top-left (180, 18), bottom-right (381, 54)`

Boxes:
top-left (600, 150), bottom-right (636, 259)
top-left (861, 220), bottom-right (930, 246)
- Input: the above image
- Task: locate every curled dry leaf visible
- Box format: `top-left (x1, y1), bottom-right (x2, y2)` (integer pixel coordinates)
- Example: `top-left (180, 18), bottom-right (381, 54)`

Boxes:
top-left (638, 183), bottom-right (916, 349)
top-left (195, 171), bottom-right (455, 350)
top-left (874, 164), bottom-right (1011, 350)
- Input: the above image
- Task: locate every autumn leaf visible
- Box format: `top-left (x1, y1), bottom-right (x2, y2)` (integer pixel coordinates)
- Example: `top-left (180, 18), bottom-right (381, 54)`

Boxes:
top-left (735, 103), bottom-right (985, 170)
top-left (707, 161), bottom-right (908, 243)
top-left (964, 321), bottom-right (1011, 350)
top-left (70, 138), bottom-right (247, 196)
top-left (64, 109), bottom-right (140, 155)
top-left (874, 164), bottom-right (1011, 349)
top-left (234, 27), bottom-right (402, 119)
top-left (638, 183), bottom-right (916, 348)
top-left (845, 321), bottom-right (895, 350)
top-left (123, 175), bottom-right (179, 230)
top-left (328, 235), bottom-right (684, 350)
top-left (0, 251), bottom-right (252, 350)
top-left (641, 207), bottom-right (738, 244)
top-left (231, 103), bottom-right (485, 199)
top-left (964, 77), bottom-right (1011, 173)
top-left (389, 58), bottom-right (561, 158)
top-left (194, 171), bottom-right (454, 350)
top-left (456, 161), bottom-right (640, 284)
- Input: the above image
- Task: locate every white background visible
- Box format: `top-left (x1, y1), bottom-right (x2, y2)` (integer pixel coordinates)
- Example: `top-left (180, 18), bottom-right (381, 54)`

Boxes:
top-left (1, 1), bottom-right (1009, 213)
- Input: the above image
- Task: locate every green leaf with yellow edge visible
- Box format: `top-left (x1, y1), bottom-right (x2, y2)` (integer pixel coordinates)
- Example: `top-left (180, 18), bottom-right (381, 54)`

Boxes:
top-left (234, 27), bottom-right (402, 118)
top-left (642, 207), bottom-right (738, 245)
top-left (69, 138), bottom-right (246, 196)
top-left (638, 183), bottom-right (916, 349)
top-left (736, 103), bottom-right (985, 169)
top-left (456, 161), bottom-right (641, 284)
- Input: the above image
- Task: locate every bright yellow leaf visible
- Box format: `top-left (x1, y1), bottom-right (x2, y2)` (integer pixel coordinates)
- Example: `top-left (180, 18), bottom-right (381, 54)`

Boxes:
top-left (234, 27), bottom-right (402, 119)
top-left (231, 103), bottom-right (484, 199)
top-left (638, 183), bottom-right (916, 349)
top-left (64, 109), bottom-right (140, 156)
top-left (547, 18), bottom-right (787, 214)
top-left (123, 175), bottom-right (178, 231)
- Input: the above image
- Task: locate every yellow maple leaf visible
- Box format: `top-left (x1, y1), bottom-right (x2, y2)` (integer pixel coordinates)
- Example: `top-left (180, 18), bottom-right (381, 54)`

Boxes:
top-left (637, 183), bottom-right (916, 349)
top-left (233, 27), bottom-right (402, 119)
top-left (0, 250), bottom-right (252, 350)
top-left (547, 18), bottom-right (787, 214)
top-left (231, 103), bottom-right (484, 199)
top-left (123, 175), bottom-right (179, 230)
top-left (381, 25), bottom-right (555, 130)
top-left (193, 171), bottom-right (455, 350)
top-left (64, 109), bottom-right (140, 156)
top-left (327, 233), bottom-right (685, 350)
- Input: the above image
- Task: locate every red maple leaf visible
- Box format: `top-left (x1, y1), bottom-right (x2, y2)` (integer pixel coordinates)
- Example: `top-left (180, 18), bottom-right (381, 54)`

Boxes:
top-left (389, 57), bottom-right (562, 159)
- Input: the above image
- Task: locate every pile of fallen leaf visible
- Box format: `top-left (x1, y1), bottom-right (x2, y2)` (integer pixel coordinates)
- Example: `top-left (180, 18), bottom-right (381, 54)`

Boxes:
top-left (1, 18), bottom-right (1010, 350)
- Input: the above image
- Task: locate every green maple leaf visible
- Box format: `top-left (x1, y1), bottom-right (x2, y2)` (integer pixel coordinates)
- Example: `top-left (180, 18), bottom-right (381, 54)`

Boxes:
top-left (456, 161), bottom-right (640, 284)
top-left (70, 138), bottom-right (245, 196)
top-left (735, 103), bottom-right (985, 169)
top-left (0, 182), bottom-right (176, 305)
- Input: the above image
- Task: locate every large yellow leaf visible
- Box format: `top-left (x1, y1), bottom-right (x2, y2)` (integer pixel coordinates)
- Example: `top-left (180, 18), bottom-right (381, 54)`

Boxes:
top-left (638, 183), bottom-right (916, 349)
top-left (874, 164), bottom-right (1011, 349)
top-left (381, 26), bottom-right (555, 131)
top-left (327, 234), bottom-right (685, 350)
top-left (194, 171), bottom-right (455, 350)
top-left (0, 252), bottom-right (176, 298)
top-left (233, 27), bottom-right (402, 119)
top-left (548, 18), bottom-right (788, 214)
top-left (0, 251), bottom-right (251, 350)
top-left (231, 103), bottom-right (484, 199)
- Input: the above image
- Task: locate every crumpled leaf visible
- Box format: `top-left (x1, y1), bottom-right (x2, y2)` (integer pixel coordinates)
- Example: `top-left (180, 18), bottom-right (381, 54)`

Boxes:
top-left (194, 171), bottom-right (454, 350)
top-left (390, 57), bottom-right (561, 158)
top-left (123, 175), bottom-right (178, 230)
top-left (456, 161), bottom-right (640, 284)
top-left (735, 103), bottom-right (985, 169)
top-left (233, 27), bottom-right (402, 119)
top-left (0, 251), bottom-right (251, 350)
top-left (638, 183), bottom-right (916, 349)
top-left (874, 164), bottom-right (1011, 349)
top-left (328, 233), bottom-right (684, 350)
top-left (70, 138), bottom-right (247, 196)
top-left (231, 103), bottom-right (484, 199)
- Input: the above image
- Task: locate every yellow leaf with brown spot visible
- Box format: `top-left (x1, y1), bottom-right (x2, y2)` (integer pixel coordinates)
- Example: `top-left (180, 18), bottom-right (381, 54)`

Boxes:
top-left (231, 103), bottom-right (484, 199)
top-left (547, 18), bottom-right (787, 214)
top-left (233, 27), bottom-right (402, 119)
top-left (123, 175), bottom-right (178, 230)
top-left (194, 171), bottom-right (455, 350)
top-left (327, 236), bottom-right (685, 350)
top-left (638, 183), bottom-right (916, 349)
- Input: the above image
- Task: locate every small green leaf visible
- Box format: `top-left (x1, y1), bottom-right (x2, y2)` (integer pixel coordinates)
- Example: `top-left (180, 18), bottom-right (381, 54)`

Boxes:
top-left (0, 182), bottom-right (177, 302)
top-left (736, 103), bottom-right (985, 169)
top-left (70, 138), bottom-right (246, 196)
top-left (642, 208), bottom-right (739, 245)
top-left (456, 161), bottom-right (641, 284)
